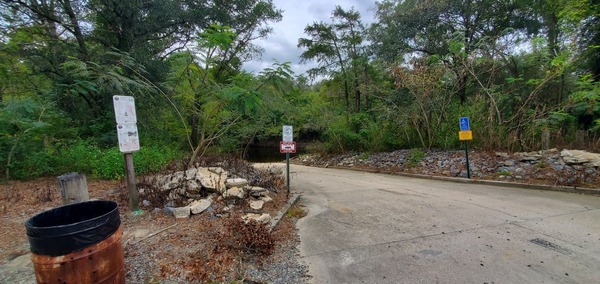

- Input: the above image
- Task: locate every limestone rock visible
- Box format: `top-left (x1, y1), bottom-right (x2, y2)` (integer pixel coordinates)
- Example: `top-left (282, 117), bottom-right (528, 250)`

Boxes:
top-left (157, 171), bottom-right (184, 191)
top-left (516, 151), bottom-right (541, 162)
top-left (189, 198), bottom-right (212, 215)
top-left (495, 152), bottom-right (509, 158)
top-left (260, 195), bottom-right (273, 203)
top-left (171, 206), bottom-right (190, 218)
top-left (223, 187), bottom-right (245, 199)
top-left (242, 213), bottom-right (271, 224)
top-left (185, 168), bottom-right (199, 178)
top-left (154, 169), bottom-right (205, 193)
top-left (247, 186), bottom-right (268, 197)
top-left (561, 150), bottom-right (600, 167)
top-left (208, 167), bottom-right (227, 175)
top-left (226, 178), bottom-right (248, 188)
top-left (249, 200), bottom-right (265, 210)
top-left (197, 167), bottom-right (227, 193)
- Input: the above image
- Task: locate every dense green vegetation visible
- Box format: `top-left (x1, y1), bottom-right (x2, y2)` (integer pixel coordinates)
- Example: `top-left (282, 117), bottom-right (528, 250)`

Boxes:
top-left (1, 0), bottom-right (599, 180)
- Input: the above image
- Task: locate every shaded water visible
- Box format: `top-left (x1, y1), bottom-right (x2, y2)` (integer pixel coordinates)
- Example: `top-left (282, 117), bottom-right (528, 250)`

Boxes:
top-left (243, 146), bottom-right (303, 163)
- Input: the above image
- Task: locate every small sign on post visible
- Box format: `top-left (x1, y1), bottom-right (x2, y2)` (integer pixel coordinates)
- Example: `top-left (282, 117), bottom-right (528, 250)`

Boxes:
top-left (280, 141), bottom-right (297, 153)
top-left (459, 130), bottom-right (473, 141)
top-left (113, 95), bottom-right (140, 212)
top-left (459, 117), bottom-right (470, 131)
top-left (116, 124), bottom-right (140, 153)
top-left (281, 125), bottom-right (294, 197)
top-left (283, 125), bottom-right (293, 142)
top-left (458, 117), bottom-right (472, 179)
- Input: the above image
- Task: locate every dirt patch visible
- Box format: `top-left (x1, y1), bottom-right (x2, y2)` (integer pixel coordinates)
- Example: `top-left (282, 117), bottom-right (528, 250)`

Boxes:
top-left (0, 162), bottom-right (306, 283)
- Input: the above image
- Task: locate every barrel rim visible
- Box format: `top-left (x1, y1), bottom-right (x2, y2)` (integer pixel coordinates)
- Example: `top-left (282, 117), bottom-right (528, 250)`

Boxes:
top-left (24, 200), bottom-right (118, 230)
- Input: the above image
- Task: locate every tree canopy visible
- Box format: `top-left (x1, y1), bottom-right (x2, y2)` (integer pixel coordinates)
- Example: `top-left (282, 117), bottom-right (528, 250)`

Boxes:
top-left (1, 0), bottom-right (599, 180)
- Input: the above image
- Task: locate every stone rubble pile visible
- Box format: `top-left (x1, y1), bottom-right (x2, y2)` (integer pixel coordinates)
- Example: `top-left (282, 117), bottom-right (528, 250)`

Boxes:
top-left (141, 166), bottom-right (275, 222)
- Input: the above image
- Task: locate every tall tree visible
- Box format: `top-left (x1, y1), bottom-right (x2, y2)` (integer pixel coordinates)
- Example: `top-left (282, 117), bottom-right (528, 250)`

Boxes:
top-left (559, 0), bottom-right (600, 80)
top-left (370, 0), bottom-right (532, 103)
top-left (298, 6), bottom-right (367, 112)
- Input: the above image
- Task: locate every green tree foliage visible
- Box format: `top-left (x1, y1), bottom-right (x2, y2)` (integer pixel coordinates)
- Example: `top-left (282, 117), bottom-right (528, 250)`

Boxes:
top-left (555, 0), bottom-right (599, 78)
top-left (371, 0), bottom-right (535, 103)
top-left (295, 1), bottom-right (600, 152)
top-left (2, 0), bottom-right (600, 180)
top-left (298, 6), bottom-right (368, 112)
top-left (0, 0), bottom-right (284, 180)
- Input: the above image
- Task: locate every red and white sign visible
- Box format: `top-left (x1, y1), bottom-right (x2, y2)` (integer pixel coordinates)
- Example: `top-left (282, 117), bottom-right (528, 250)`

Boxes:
top-left (280, 141), bottom-right (296, 153)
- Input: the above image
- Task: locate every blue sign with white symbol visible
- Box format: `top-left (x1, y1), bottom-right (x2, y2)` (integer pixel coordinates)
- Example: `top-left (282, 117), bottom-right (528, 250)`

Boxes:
top-left (459, 117), bottom-right (470, 131)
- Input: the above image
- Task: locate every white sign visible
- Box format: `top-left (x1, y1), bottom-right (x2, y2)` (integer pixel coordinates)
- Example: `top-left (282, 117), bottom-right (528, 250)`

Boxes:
top-left (280, 141), bottom-right (296, 153)
top-left (283, 125), bottom-right (293, 142)
top-left (113, 96), bottom-right (137, 124)
top-left (117, 124), bottom-right (140, 153)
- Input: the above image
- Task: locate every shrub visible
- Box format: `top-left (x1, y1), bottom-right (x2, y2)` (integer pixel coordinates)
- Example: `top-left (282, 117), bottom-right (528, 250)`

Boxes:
top-left (53, 142), bottom-right (183, 180)
top-left (407, 148), bottom-right (426, 167)
top-left (221, 215), bottom-right (275, 256)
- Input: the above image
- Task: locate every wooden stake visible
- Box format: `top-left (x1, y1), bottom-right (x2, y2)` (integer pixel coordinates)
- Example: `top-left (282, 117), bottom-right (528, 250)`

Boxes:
top-left (124, 153), bottom-right (139, 211)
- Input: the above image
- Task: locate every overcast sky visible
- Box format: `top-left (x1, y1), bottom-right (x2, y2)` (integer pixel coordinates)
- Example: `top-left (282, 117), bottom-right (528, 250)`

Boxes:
top-left (242, 0), bottom-right (378, 78)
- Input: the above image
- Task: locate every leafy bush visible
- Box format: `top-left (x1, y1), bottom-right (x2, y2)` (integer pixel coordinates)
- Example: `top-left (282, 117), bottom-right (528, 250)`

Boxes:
top-left (87, 145), bottom-right (182, 180)
top-left (407, 148), bottom-right (426, 167)
top-left (5, 140), bottom-right (183, 180)
top-left (89, 147), bottom-right (124, 179)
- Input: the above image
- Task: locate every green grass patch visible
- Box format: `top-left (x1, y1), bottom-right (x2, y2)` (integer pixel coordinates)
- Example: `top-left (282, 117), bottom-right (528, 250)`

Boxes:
top-left (286, 205), bottom-right (307, 219)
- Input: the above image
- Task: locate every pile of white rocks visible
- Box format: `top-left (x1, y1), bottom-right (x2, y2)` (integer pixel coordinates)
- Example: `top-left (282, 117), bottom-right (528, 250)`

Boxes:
top-left (141, 167), bottom-right (275, 223)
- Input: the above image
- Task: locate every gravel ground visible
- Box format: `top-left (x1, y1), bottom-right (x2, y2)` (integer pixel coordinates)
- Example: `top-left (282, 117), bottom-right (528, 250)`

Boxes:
top-left (245, 217), bottom-right (310, 284)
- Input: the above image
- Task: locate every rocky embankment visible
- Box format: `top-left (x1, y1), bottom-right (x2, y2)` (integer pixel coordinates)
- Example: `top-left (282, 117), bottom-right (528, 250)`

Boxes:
top-left (294, 149), bottom-right (600, 188)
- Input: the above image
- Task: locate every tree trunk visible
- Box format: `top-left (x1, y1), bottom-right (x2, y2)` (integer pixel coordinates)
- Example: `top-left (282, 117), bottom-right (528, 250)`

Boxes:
top-left (458, 72), bottom-right (468, 104)
top-left (188, 131), bottom-right (206, 168)
top-left (354, 77), bottom-right (361, 113)
top-left (189, 114), bottom-right (199, 148)
top-left (60, 0), bottom-right (88, 60)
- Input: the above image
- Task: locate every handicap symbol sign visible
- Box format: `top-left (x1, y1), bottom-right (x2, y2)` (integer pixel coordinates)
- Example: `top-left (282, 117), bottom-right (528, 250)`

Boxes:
top-left (459, 117), bottom-right (470, 131)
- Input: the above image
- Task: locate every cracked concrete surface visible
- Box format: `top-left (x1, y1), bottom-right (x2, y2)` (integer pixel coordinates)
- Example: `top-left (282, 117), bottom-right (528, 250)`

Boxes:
top-left (291, 164), bottom-right (600, 284)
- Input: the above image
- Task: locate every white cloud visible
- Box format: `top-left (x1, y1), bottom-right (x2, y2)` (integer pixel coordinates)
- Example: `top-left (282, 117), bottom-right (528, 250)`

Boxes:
top-left (242, 0), bottom-right (377, 78)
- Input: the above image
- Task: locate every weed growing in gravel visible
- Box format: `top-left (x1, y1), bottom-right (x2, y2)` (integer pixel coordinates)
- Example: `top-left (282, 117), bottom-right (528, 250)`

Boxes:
top-left (358, 152), bottom-right (370, 160)
top-left (407, 148), bottom-right (426, 167)
top-left (286, 205), bottom-right (307, 219)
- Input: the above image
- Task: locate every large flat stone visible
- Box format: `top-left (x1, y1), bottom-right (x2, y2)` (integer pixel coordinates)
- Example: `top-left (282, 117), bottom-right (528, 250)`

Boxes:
top-left (190, 198), bottom-right (212, 215)
top-left (226, 178), bottom-right (248, 188)
top-left (242, 213), bottom-right (271, 224)
top-left (249, 200), bottom-right (265, 210)
top-left (223, 187), bottom-right (245, 199)
top-left (561, 149), bottom-right (600, 167)
top-left (171, 206), bottom-right (190, 218)
top-left (197, 167), bottom-right (227, 193)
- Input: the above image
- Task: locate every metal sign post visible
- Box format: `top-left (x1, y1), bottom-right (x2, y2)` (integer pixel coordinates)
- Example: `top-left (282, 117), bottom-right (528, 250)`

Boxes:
top-left (113, 96), bottom-right (140, 212)
top-left (281, 126), bottom-right (294, 197)
top-left (286, 152), bottom-right (290, 197)
top-left (458, 117), bottom-right (473, 179)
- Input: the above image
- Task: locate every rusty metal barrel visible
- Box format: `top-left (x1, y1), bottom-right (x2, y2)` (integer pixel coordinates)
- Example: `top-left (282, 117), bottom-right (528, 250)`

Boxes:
top-left (25, 200), bottom-right (125, 283)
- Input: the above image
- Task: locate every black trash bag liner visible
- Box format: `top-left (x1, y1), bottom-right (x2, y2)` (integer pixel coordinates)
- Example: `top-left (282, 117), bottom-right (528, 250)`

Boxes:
top-left (25, 200), bottom-right (120, 256)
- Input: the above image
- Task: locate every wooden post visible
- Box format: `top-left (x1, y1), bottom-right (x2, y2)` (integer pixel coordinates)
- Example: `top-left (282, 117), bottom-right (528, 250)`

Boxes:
top-left (57, 172), bottom-right (89, 205)
top-left (124, 153), bottom-right (139, 211)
